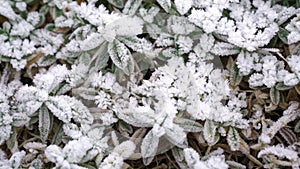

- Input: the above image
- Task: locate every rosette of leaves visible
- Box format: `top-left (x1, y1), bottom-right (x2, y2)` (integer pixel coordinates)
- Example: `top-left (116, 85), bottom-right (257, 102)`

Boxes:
top-left (15, 64), bottom-right (93, 144)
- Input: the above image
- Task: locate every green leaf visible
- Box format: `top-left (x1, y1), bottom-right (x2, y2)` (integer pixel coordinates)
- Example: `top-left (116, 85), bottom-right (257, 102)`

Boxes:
top-left (107, 0), bottom-right (124, 8)
top-left (203, 120), bottom-right (219, 146)
top-left (174, 118), bottom-right (203, 132)
top-left (108, 40), bottom-right (134, 75)
top-left (278, 27), bottom-right (289, 44)
top-left (270, 86), bottom-right (281, 105)
top-left (227, 127), bottom-right (240, 151)
top-left (171, 147), bottom-right (189, 169)
top-left (50, 7), bottom-right (63, 19)
top-left (118, 120), bottom-right (133, 134)
top-left (45, 23), bottom-right (55, 31)
top-left (275, 82), bottom-right (294, 90)
top-left (230, 63), bottom-right (242, 86)
top-left (35, 15), bottom-right (45, 27)
top-left (39, 105), bottom-right (52, 143)
top-left (39, 5), bottom-right (49, 15)
top-left (38, 55), bottom-right (56, 67)
top-left (51, 122), bottom-right (64, 145)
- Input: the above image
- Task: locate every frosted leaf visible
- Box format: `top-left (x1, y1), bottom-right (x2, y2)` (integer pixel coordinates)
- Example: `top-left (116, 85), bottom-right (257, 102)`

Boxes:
top-left (194, 154), bottom-right (229, 169)
top-left (0, 125), bottom-right (12, 145)
top-left (102, 16), bottom-right (144, 40)
top-left (258, 144), bottom-right (298, 161)
top-left (80, 33), bottom-right (105, 51)
top-left (123, 0), bottom-right (142, 16)
top-left (9, 151), bottom-right (26, 169)
top-left (259, 103), bottom-right (299, 144)
top-left (164, 124), bottom-right (186, 148)
top-left (188, 7), bottom-right (222, 33)
top-left (46, 95), bottom-right (93, 124)
top-left (175, 0), bottom-right (193, 15)
top-left (141, 129), bottom-right (160, 165)
top-left (10, 20), bottom-right (34, 37)
top-left (203, 120), bottom-right (218, 146)
top-left (33, 64), bottom-right (69, 92)
top-left (287, 55), bottom-right (300, 81)
top-left (39, 105), bottom-right (52, 143)
top-left (184, 147), bottom-right (229, 169)
top-left (27, 12), bottom-right (41, 26)
top-left (95, 91), bottom-right (112, 110)
top-left (108, 40), bottom-right (134, 75)
top-left (199, 34), bottom-right (215, 53)
top-left (174, 118), bottom-right (203, 132)
top-left (283, 73), bottom-right (299, 86)
top-left (45, 145), bottom-right (63, 164)
top-left (226, 127), bottom-right (240, 151)
top-left (113, 140), bottom-right (136, 159)
top-left (31, 29), bottom-right (64, 56)
top-left (74, 2), bottom-right (108, 26)
top-left (139, 7), bottom-right (160, 23)
top-left (16, 2), bottom-right (26, 11)
top-left (99, 152), bottom-right (124, 169)
top-left (63, 123), bottom-right (83, 139)
top-left (0, 1), bottom-right (18, 20)
top-left (176, 36), bottom-right (193, 53)
top-left (211, 42), bottom-right (240, 56)
top-left (118, 36), bottom-right (153, 53)
top-left (9, 59), bottom-right (27, 71)
top-left (236, 51), bottom-right (258, 76)
top-left (156, 0), bottom-right (171, 12)
top-left (167, 16), bottom-right (195, 35)
top-left (23, 142), bottom-right (47, 151)
top-left (183, 148), bottom-right (200, 168)
top-left (286, 14), bottom-right (300, 44)
top-left (114, 98), bottom-right (156, 127)
top-left (63, 137), bottom-right (96, 163)
top-left (107, 0), bottom-right (124, 8)
top-left (249, 73), bottom-right (264, 87)
top-left (66, 64), bottom-right (89, 87)
top-left (15, 86), bottom-right (48, 116)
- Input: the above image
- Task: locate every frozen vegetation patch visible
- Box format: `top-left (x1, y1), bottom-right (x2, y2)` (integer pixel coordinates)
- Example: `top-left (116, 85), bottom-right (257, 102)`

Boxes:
top-left (0, 0), bottom-right (300, 168)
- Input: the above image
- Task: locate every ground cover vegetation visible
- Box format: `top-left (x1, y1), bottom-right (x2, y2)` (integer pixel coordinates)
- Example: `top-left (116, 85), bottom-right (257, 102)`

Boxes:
top-left (0, 0), bottom-right (300, 168)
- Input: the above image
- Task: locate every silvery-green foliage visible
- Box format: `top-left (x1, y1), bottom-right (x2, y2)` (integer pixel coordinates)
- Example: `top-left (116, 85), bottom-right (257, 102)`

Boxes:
top-left (15, 64), bottom-right (93, 144)
top-left (0, 0), bottom-right (300, 168)
top-left (114, 56), bottom-right (247, 164)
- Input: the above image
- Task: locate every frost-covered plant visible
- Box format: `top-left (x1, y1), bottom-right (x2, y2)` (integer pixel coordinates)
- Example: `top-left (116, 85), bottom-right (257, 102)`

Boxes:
top-left (258, 143), bottom-right (300, 168)
top-left (0, 0), bottom-right (300, 168)
top-left (113, 55), bottom-right (248, 164)
top-left (182, 147), bottom-right (230, 169)
top-left (0, 150), bottom-right (25, 169)
top-left (286, 14), bottom-right (300, 44)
